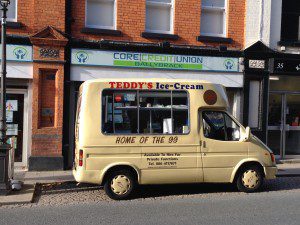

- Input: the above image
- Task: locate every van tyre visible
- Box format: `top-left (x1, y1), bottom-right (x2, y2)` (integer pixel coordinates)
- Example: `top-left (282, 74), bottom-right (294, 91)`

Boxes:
top-left (104, 170), bottom-right (136, 200)
top-left (236, 166), bottom-right (263, 193)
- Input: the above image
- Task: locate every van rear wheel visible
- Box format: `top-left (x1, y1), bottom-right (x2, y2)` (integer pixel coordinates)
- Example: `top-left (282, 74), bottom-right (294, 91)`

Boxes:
top-left (236, 166), bottom-right (263, 193)
top-left (104, 170), bottom-right (136, 200)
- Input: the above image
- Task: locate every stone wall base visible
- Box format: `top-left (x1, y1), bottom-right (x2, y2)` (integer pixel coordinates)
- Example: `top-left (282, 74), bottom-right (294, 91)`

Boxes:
top-left (28, 156), bottom-right (64, 171)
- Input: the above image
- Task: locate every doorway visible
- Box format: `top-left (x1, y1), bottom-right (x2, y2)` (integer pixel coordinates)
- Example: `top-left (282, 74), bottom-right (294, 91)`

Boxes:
top-left (7, 89), bottom-right (29, 169)
top-left (268, 92), bottom-right (300, 158)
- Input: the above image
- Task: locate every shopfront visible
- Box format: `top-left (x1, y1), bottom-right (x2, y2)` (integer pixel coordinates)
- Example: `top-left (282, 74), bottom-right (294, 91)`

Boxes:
top-left (268, 59), bottom-right (300, 158)
top-left (4, 44), bottom-right (33, 170)
top-left (64, 44), bottom-right (244, 168)
top-left (243, 42), bottom-right (300, 159)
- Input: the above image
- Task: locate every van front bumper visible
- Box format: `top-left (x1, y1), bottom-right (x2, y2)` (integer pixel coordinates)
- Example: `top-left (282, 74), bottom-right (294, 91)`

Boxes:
top-left (264, 166), bottom-right (277, 179)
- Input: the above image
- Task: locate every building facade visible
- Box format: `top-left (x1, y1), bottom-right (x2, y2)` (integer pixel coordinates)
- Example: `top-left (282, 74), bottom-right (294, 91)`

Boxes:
top-left (244, 0), bottom-right (300, 159)
top-left (6, 0), bottom-right (247, 170)
top-left (5, 0), bottom-right (67, 170)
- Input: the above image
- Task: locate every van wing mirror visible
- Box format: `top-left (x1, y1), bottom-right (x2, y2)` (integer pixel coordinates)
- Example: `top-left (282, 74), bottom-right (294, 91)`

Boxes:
top-left (243, 127), bottom-right (251, 142)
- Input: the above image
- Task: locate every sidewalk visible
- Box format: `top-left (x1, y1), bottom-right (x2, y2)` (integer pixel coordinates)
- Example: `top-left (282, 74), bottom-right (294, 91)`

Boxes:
top-left (1, 163), bottom-right (300, 206)
top-left (0, 170), bottom-right (74, 206)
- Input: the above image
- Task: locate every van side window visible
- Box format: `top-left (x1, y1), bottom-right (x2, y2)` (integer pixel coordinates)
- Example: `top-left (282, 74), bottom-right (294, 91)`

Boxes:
top-left (102, 90), bottom-right (189, 134)
top-left (202, 111), bottom-right (240, 141)
top-left (102, 90), bottom-right (138, 134)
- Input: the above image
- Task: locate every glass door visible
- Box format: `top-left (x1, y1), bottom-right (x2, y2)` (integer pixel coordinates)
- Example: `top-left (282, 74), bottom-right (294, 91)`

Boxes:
top-left (268, 92), bottom-right (300, 158)
top-left (268, 93), bottom-right (283, 156)
top-left (285, 94), bottom-right (300, 155)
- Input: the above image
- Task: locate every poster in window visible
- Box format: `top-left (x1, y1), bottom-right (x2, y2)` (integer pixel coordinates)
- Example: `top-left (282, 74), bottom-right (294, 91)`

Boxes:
top-left (6, 124), bottom-right (18, 136)
top-left (6, 111), bottom-right (13, 123)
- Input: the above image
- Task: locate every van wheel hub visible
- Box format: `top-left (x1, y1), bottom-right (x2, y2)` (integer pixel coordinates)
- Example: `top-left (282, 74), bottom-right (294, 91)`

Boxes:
top-left (111, 175), bottom-right (131, 195)
top-left (242, 170), bottom-right (259, 189)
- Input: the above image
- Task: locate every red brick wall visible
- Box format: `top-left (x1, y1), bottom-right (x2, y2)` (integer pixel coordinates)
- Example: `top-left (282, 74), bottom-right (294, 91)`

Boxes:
top-left (71, 0), bottom-right (246, 49)
top-left (31, 63), bottom-right (64, 157)
top-left (7, 0), bottom-right (66, 35)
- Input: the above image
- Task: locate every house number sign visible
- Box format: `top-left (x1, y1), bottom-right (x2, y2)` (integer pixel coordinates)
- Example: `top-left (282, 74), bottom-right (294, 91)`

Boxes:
top-left (40, 48), bottom-right (59, 58)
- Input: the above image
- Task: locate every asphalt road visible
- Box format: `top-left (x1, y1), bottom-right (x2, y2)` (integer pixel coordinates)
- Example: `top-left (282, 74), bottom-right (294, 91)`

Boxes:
top-left (1, 177), bottom-right (300, 225)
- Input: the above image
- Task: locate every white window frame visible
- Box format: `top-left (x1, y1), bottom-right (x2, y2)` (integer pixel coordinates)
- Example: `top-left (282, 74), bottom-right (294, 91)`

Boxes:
top-left (145, 0), bottom-right (174, 34)
top-left (7, 0), bottom-right (17, 22)
top-left (200, 0), bottom-right (227, 37)
top-left (85, 0), bottom-right (116, 30)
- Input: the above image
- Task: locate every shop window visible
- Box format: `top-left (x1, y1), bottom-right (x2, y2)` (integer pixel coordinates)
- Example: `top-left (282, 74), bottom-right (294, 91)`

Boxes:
top-left (202, 111), bottom-right (240, 141)
top-left (7, 0), bottom-right (17, 22)
top-left (102, 90), bottom-right (189, 134)
top-left (39, 70), bottom-right (56, 128)
top-left (200, 0), bottom-right (227, 37)
top-left (281, 0), bottom-right (300, 41)
top-left (86, 0), bottom-right (116, 29)
top-left (146, 0), bottom-right (173, 34)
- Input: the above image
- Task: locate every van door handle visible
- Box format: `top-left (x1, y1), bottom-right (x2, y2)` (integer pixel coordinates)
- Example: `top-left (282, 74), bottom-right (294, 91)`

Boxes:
top-left (203, 141), bottom-right (206, 148)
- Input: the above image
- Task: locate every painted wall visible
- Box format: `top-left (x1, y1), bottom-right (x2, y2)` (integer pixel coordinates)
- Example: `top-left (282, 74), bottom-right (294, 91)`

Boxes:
top-left (245, 0), bottom-right (282, 50)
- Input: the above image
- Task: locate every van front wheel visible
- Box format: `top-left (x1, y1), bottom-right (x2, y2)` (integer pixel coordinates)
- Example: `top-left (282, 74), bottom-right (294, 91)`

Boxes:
top-left (236, 166), bottom-right (263, 193)
top-left (104, 170), bottom-right (136, 200)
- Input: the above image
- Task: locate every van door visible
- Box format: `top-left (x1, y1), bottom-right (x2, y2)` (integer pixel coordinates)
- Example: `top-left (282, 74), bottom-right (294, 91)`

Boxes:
top-left (200, 110), bottom-right (248, 182)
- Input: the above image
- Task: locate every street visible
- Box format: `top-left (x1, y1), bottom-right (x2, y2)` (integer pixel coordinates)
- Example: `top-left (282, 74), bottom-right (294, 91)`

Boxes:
top-left (0, 176), bottom-right (300, 225)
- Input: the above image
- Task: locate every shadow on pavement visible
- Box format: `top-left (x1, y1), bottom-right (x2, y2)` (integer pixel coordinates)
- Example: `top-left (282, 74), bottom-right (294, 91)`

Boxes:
top-left (34, 177), bottom-right (300, 202)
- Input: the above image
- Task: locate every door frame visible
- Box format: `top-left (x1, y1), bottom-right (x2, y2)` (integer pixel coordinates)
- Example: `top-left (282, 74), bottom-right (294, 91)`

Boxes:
top-left (268, 91), bottom-right (300, 159)
top-left (7, 89), bottom-right (29, 169)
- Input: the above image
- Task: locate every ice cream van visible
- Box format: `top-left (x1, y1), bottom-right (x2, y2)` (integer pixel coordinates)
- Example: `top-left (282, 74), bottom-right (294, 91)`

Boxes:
top-left (73, 79), bottom-right (277, 200)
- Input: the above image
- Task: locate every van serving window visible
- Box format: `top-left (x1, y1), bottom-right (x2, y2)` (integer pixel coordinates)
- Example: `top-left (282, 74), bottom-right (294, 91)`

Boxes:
top-left (102, 89), bottom-right (189, 134)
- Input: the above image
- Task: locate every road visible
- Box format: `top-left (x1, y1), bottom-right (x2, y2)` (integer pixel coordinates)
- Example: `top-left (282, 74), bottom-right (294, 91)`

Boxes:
top-left (0, 177), bottom-right (300, 225)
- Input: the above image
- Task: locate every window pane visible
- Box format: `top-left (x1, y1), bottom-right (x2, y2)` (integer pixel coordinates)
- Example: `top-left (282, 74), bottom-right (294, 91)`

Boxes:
top-left (248, 81), bottom-right (261, 128)
top-left (102, 90), bottom-right (138, 134)
top-left (203, 111), bottom-right (226, 141)
top-left (201, 10), bottom-right (224, 35)
top-left (224, 114), bottom-right (240, 141)
top-left (87, 0), bottom-right (114, 28)
top-left (7, 0), bottom-right (16, 20)
top-left (140, 110), bottom-right (172, 134)
top-left (173, 91), bottom-right (189, 134)
top-left (202, 0), bottom-right (225, 7)
top-left (139, 91), bottom-right (171, 134)
top-left (146, 4), bottom-right (171, 32)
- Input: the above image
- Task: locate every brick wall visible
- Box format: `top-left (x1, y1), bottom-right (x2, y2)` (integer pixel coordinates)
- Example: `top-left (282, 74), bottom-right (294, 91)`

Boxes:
top-left (7, 0), bottom-right (66, 35)
top-left (71, 0), bottom-right (246, 49)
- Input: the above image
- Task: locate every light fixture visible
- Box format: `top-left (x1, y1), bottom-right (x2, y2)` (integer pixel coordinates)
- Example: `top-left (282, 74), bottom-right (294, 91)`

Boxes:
top-left (0, 0), bottom-right (10, 8)
top-left (269, 76), bottom-right (280, 81)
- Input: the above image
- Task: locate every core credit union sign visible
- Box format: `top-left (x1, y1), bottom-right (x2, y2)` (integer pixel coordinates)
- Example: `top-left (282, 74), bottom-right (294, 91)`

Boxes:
top-left (71, 49), bottom-right (239, 72)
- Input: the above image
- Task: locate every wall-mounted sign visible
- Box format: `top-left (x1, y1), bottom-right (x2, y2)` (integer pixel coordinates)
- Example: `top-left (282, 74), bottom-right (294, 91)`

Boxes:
top-left (249, 60), bottom-right (265, 69)
top-left (273, 59), bottom-right (300, 74)
top-left (39, 48), bottom-right (59, 58)
top-left (71, 49), bottom-right (239, 72)
top-left (0, 45), bottom-right (33, 62)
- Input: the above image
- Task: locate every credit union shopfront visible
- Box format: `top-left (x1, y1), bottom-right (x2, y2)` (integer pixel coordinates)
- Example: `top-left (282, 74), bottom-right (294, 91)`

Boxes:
top-left (3, 44), bottom-right (33, 170)
top-left (64, 42), bottom-right (244, 168)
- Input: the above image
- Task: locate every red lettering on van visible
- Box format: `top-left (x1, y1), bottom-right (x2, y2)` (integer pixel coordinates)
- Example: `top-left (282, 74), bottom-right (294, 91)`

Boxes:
top-left (124, 82), bottom-right (130, 88)
top-left (109, 82), bottom-right (116, 88)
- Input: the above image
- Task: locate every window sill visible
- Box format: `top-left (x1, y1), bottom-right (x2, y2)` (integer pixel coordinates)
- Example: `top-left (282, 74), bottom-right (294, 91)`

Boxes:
top-left (141, 32), bottom-right (179, 40)
top-left (7, 21), bottom-right (22, 29)
top-left (278, 40), bottom-right (300, 47)
top-left (81, 27), bottom-right (122, 36)
top-left (197, 35), bottom-right (233, 43)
